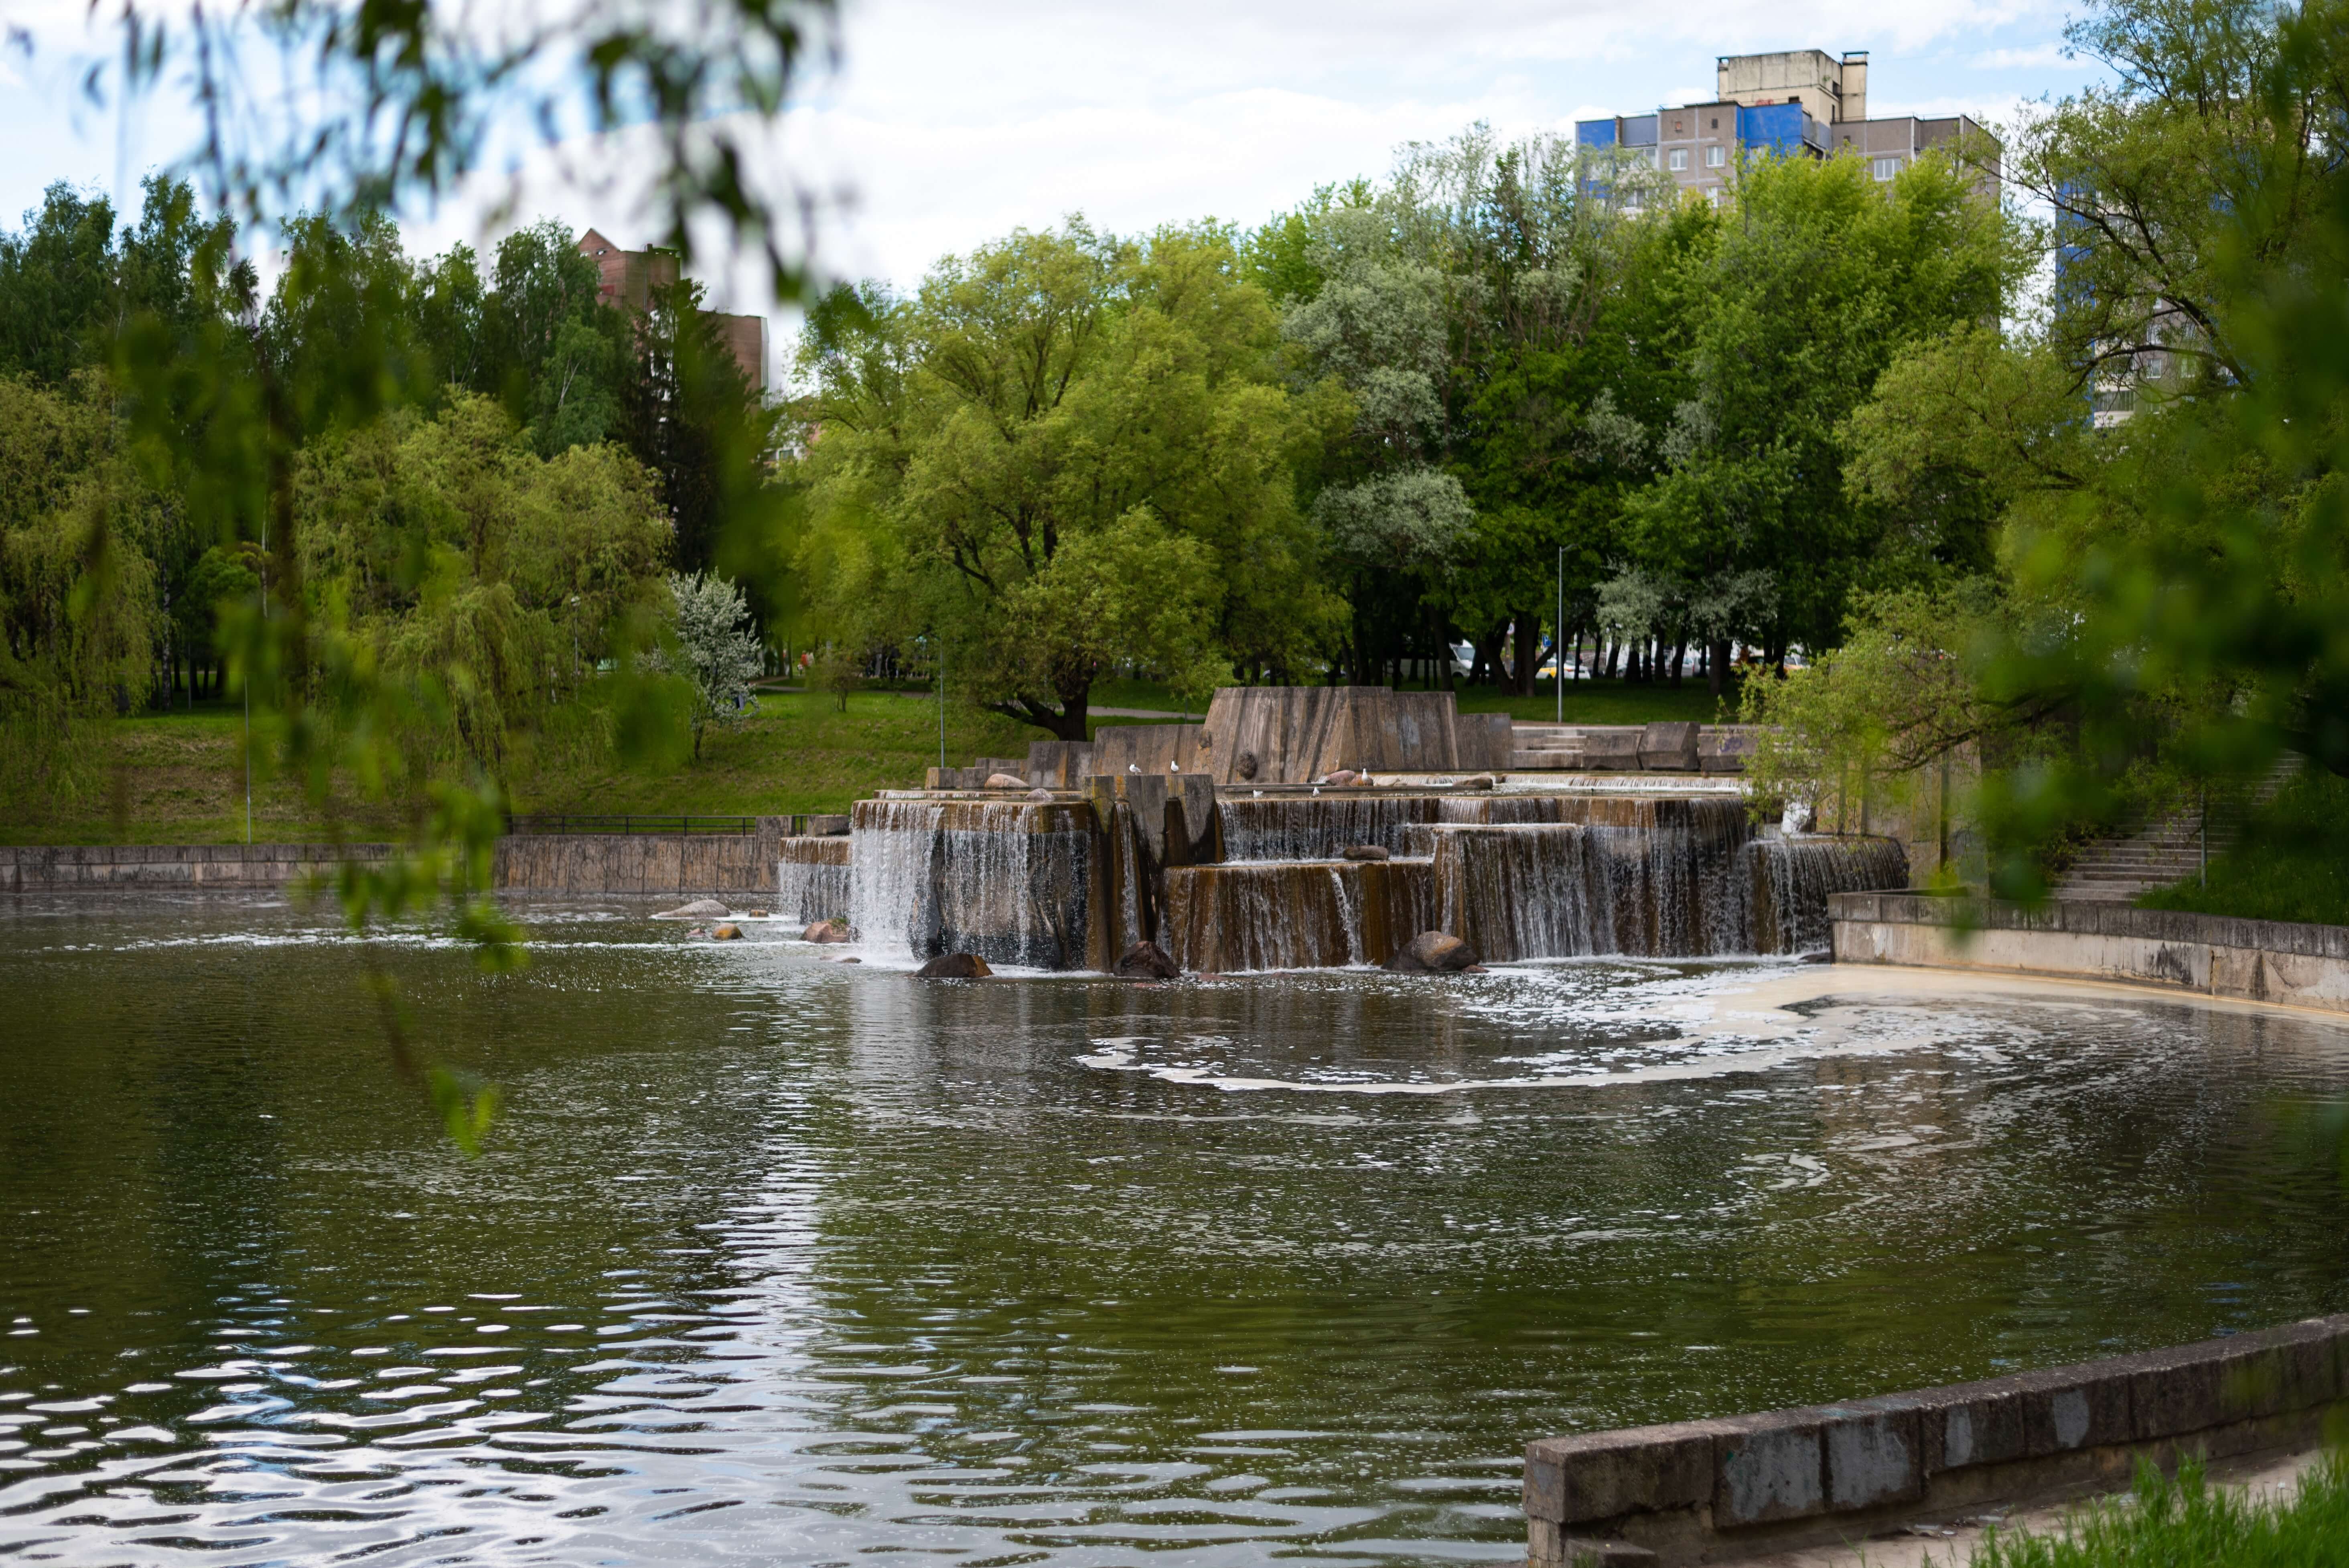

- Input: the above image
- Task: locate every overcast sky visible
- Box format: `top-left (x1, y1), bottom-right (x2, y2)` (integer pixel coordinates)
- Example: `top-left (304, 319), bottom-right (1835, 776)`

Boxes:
top-left (0, 0), bottom-right (2107, 349)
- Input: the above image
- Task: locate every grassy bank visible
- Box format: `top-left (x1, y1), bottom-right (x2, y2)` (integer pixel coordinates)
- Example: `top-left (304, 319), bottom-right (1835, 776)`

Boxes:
top-left (4, 692), bottom-right (1031, 846)
top-left (1972, 1453), bottom-right (2349, 1568)
top-left (2138, 770), bottom-right (2349, 927)
top-left (8, 676), bottom-right (1738, 846)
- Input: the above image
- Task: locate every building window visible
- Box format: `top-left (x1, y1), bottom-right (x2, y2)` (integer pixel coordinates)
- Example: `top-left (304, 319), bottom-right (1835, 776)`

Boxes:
top-left (1668, 148), bottom-right (1689, 171)
top-left (1873, 156), bottom-right (1900, 181)
top-left (1706, 145), bottom-right (1725, 168)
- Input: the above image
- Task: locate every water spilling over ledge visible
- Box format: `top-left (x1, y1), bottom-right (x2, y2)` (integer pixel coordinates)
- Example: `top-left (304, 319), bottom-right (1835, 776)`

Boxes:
top-left (834, 781), bottom-right (1904, 971)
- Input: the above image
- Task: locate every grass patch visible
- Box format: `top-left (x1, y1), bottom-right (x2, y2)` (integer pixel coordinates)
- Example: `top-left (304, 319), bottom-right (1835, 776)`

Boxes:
top-left (1971, 1452), bottom-right (2349, 1568)
top-left (2138, 769), bottom-right (2349, 927)
top-left (13, 676), bottom-right (1740, 845)
top-left (6, 691), bottom-right (1033, 845)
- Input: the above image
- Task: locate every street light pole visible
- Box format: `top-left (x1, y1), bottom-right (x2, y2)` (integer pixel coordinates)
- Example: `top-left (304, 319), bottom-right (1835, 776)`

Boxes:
top-left (1555, 546), bottom-right (1564, 724)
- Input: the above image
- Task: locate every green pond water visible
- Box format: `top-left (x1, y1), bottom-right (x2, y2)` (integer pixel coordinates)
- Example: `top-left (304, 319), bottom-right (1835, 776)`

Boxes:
top-left (2, 896), bottom-right (2347, 1566)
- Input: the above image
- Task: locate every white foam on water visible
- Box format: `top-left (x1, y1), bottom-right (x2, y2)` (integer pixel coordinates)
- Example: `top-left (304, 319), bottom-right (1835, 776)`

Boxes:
top-left (1072, 964), bottom-right (2338, 1095)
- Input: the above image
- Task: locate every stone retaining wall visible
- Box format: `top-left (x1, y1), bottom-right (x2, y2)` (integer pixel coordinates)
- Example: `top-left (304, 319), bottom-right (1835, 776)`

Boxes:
top-left (2, 822), bottom-right (830, 897)
top-left (0, 842), bottom-right (393, 889)
top-left (1828, 893), bottom-right (2349, 1016)
top-left (1527, 1314), bottom-right (2349, 1565)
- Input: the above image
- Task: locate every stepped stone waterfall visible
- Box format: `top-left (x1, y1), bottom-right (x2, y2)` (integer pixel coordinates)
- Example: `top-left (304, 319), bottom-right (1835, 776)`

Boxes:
top-left (824, 692), bottom-right (1907, 971)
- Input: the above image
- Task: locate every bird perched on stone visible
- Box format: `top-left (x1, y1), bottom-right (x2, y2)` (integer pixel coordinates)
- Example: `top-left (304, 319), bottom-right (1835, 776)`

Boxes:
top-left (1128, 763), bottom-right (1139, 773)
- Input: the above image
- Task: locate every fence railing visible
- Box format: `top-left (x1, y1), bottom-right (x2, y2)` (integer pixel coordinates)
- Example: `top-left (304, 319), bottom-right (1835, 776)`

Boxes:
top-left (504, 814), bottom-right (759, 836)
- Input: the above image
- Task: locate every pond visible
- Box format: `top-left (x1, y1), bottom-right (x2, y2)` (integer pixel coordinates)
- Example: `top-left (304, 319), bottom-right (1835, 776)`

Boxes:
top-left (2, 896), bottom-right (2347, 1565)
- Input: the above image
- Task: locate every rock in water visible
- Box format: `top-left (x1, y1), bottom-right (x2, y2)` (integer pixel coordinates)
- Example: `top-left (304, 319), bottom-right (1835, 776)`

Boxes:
top-left (711, 923), bottom-right (743, 941)
top-left (1457, 774), bottom-right (1496, 790)
top-left (657, 897), bottom-right (730, 920)
top-left (1341, 844), bottom-right (1390, 862)
top-left (984, 772), bottom-right (1028, 789)
top-left (1113, 941), bottom-right (1180, 980)
top-left (747, 909), bottom-right (770, 919)
top-left (1318, 769), bottom-right (1361, 786)
top-left (1385, 931), bottom-right (1481, 974)
top-left (917, 952), bottom-right (993, 978)
top-left (803, 918), bottom-right (854, 944)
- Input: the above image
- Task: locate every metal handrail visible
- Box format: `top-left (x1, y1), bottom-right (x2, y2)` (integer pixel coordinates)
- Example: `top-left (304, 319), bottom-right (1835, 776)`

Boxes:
top-left (504, 814), bottom-right (758, 836)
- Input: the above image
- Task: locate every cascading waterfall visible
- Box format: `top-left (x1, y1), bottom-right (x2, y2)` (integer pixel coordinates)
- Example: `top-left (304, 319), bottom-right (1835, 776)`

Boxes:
top-left (1215, 793), bottom-right (1560, 862)
top-left (1161, 860), bottom-right (1436, 972)
top-left (848, 799), bottom-right (1093, 967)
top-left (1742, 835), bottom-right (1912, 954)
top-left (836, 788), bottom-right (1904, 972)
top-left (775, 838), bottom-right (854, 924)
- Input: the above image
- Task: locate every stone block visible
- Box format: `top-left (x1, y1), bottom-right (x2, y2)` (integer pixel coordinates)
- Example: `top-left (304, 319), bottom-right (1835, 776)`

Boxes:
top-left (1697, 726), bottom-right (1757, 773)
top-left (1711, 1411), bottom-right (1825, 1527)
top-left (2015, 1360), bottom-right (2132, 1456)
top-left (1526, 1422), bottom-right (1723, 1525)
top-left (1581, 729), bottom-right (1647, 771)
top-left (1923, 1377), bottom-right (2031, 1472)
top-left (1637, 721), bottom-right (1700, 771)
top-left (1820, 1401), bottom-right (1923, 1511)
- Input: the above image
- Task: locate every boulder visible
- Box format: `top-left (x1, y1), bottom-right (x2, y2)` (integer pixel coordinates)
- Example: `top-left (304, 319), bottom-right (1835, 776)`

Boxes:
top-left (656, 897), bottom-right (730, 920)
top-left (711, 923), bottom-right (743, 941)
top-left (1113, 940), bottom-right (1180, 980)
top-left (803, 917), bottom-right (854, 944)
top-left (747, 908), bottom-right (770, 919)
top-left (917, 952), bottom-right (994, 978)
top-left (984, 772), bottom-right (1029, 789)
top-left (1026, 788), bottom-right (1054, 801)
top-left (1385, 931), bottom-right (1481, 974)
top-left (1318, 769), bottom-right (1362, 786)
top-left (1341, 844), bottom-right (1391, 862)
top-left (1456, 774), bottom-right (1496, 790)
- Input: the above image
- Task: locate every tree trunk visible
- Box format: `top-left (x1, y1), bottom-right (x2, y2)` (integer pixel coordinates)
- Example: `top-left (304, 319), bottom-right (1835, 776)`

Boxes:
top-left (1707, 639), bottom-right (1730, 699)
top-left (1670, 632), bottom-right (1688, 688)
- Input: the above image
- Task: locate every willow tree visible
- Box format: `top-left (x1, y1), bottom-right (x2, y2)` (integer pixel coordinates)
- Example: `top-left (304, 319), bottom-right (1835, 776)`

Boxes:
top-left (794, 221), bottom-right (1337, 738)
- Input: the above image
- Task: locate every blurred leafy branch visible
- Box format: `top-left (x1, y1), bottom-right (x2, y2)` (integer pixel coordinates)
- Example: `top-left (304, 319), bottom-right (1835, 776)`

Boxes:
top-left (13, 0), bottom-right (835, 1147)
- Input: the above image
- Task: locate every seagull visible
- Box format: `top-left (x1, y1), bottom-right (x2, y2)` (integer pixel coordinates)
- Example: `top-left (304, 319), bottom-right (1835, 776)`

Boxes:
top-left (1128, 763), bottom-right (1139, 773)
top-left (1170, 761), bottom-right (1180, 772)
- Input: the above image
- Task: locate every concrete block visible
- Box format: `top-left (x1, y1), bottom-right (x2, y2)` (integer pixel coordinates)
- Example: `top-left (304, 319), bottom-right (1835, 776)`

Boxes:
top-left (1711, 1412), bottom-right (1825, 1527)
top-left (1526, 1422), bottom-right (1724, 1525)
top-left (1638, 721), bottom-right (1700, 771)
top-left (2014, 1361), bottom-right (2131, 1455)
top-left (1582, 729), bottom-right (1647, 771)
top-left (1820, 1402), bottom-right (1923, 1511)
top-left (1697, 726), bottom-right (1757, 773)
top-left (1923, 1378), bottom-right (2030, 1472)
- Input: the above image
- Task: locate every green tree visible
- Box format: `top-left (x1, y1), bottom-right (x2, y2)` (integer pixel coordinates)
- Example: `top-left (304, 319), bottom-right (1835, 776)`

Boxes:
top-left (1625, 146), bottom-right (2022, 681)
top-left (795, 221), bottom-right (1329, 738)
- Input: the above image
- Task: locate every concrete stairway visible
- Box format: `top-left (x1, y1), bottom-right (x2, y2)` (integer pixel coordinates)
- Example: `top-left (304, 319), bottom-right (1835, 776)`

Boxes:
top-left (1510, 724), bottom-right (1582, 770)
top-left (2051, 760), bottom-right (2299, 902)
top-left (2052, 814), bottom-right (2219, 902)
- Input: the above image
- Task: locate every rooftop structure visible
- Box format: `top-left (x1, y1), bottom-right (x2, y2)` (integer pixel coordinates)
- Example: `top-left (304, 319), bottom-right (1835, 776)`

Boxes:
top-left (1576, 49), bottom-right (1999, 205)
top-left (577, 228), bottom-right (769, 392)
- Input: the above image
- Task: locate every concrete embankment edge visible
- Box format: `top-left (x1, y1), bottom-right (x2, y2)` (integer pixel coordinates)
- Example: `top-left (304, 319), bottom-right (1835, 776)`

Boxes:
top-left (1827, 893), bottom-right (2349, 1016)
top-left (1526, 1314), bottom-right (2349, 1566)
top-left (0, 827), bottom-right (835, 897)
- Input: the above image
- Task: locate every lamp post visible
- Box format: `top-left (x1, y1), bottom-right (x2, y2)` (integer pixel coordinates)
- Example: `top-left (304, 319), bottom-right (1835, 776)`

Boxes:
top-left (1555, 546), bottom-right (1564, 724)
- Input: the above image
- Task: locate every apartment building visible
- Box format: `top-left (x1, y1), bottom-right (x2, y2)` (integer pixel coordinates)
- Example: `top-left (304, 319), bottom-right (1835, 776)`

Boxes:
top-left (1576, 49), bottom-right (2000, 205)
top-left (576, 229), bottom-right (769, 392)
